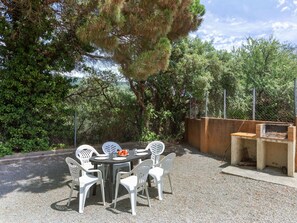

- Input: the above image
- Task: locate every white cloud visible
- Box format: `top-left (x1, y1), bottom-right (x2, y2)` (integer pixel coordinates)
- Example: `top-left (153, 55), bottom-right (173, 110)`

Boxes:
top-left (272, 21), bottom-right (297, 42)
top-left (194, 12), bottom-right (270, 50)
top-left (272, 21), bottom-right (297, 30)
top-left (193, 1), bottom-right (297, 50)
top-left (281, 6), bottom-right (290, 11)
top-left (277, 0), bottom-right (286, 7)
top-left (277, 0), bottom-right (297, 14)
top-left (293, 0), bottom-right (297, 14)
top-left (193, 9), bottom-right (297, 51)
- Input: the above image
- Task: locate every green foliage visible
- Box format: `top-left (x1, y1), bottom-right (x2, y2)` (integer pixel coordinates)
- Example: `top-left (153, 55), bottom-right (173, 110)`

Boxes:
top-left (140, 128), bottom-right (159, 142)
top-left (190, 0), bottom-right (206, 15)
top-left (76, 0), bottom-right (205, 80)
top-left (126, 38), bottom-right (172, 79)
top-left (0, 0), bottom-right (206, 155)
top-left (0, 63), bottom-right (72, 152)
top-left (0, 142), bottom-right (12, 157)
top-left (67, 71), bottom-right (140, 144)
top-left (125, 37), bottom-right (231, 140)
top-left (0, 0), bottom-right (82, 153)
top-left (231, 37), bottom-right (297, 121)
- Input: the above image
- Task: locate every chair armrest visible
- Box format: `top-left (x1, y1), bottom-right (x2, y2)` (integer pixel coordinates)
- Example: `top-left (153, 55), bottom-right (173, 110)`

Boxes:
top-left (116, 171), bottom-right (131, 182)
top-left (86, 169), bottom-right (103, 178)
top-left (87, 169), bottom-right (101, 173)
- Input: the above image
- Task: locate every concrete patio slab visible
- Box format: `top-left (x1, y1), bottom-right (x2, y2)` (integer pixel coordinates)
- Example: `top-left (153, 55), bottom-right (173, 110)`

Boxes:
top-left (222, 165), bottom-right (297, 188)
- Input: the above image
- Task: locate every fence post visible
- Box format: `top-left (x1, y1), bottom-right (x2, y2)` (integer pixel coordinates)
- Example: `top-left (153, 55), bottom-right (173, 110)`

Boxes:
top-left (205, 92), bottom-right (208, 117)
top-left (74, 110), bottom-right (77, 149)
top-left (252, 88), bottom-right (256, 120)
top-left (223, 89), bottom-right (226, 119)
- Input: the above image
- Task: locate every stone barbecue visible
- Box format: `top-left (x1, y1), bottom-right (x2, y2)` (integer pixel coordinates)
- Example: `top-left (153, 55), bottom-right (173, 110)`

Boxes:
top-left (259, 123), bottom-right (292, 140)
top-left (231, 123), bottom-right (296, 177)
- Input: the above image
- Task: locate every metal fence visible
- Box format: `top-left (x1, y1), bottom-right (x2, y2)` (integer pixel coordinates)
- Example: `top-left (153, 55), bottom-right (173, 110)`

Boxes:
top-left (189, 80), bottom-right (297, 123)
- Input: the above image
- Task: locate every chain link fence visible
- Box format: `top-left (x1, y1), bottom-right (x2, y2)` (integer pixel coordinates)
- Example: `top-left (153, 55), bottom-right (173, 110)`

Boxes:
top-left (189, 80), bottom-right (297, 123)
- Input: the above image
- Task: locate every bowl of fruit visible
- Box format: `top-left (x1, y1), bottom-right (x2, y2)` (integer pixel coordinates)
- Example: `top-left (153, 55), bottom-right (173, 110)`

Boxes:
top-left (117, 149), bottom-right (129, 157)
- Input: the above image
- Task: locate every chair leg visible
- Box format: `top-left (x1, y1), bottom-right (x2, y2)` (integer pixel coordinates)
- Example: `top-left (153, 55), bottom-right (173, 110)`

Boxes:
top-left (144, 185), bottom-right (151, 207)
top-left (157, 180), bottom-right (163, 201)
top-left (114, 181), bottom-right (120, 208)
top-left (130, 190), bottom-right (137, 216)
top-left (100, 179), bottom-right (106, 206)
top-left (67, 183), bottom-right (74, 206)
top-left (168, 174), bottom-right (173, 194)
top-left (79, 186), bottom-right (86, 213)
top-left (79, 184), bottom-right (93, 213)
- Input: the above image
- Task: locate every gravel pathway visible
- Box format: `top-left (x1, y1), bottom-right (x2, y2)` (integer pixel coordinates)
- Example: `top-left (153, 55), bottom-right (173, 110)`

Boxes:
top-left (1, 143), bottom-right (297, 223)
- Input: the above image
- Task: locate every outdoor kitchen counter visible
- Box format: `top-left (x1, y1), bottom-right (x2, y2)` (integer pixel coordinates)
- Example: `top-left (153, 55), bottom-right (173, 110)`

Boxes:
top-left (231, 126), bottom-right (296, 177)
top-left (231, 132), bottom-right (256, 139)
top-left (231, 132), bottom-right (257, 166)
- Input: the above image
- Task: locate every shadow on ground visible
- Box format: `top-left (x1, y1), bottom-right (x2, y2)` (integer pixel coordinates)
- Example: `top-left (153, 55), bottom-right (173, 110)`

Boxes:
top-left (0, 142), bottom-right (199, 199)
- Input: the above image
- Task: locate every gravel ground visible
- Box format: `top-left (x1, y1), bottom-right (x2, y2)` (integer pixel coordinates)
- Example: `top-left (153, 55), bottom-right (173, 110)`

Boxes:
top-left (1, 143), bottom-right (297, 223)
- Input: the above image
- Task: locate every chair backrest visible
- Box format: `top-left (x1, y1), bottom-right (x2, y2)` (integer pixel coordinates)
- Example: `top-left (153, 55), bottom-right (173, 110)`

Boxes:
top-left (132, 159), bottom-right (154, 187)
top-left (102, 141), bottom-right (122, 154)
top-left (146, 141), bottom-right (165, 164)
top-left (65, 157), bottom-right (84, 184)
top-left (159, 153), bottom-right (176, 175)
top-left (75, 145), bottom-right (99, 166)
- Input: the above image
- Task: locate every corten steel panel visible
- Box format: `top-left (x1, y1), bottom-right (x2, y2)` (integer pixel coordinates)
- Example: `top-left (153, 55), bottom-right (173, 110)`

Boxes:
top-left (206, 118), bottom-right (263, 157)
top-left (186, 118), bottom-right (201, 150)
top-left (185, 117), bottom-right (294, 160)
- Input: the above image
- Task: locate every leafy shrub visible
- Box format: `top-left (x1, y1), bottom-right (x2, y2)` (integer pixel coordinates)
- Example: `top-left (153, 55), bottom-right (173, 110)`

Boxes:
top-left (140, 128), bottom-right (159, 142)
top-left (0, 142), bottom-right (12, 157)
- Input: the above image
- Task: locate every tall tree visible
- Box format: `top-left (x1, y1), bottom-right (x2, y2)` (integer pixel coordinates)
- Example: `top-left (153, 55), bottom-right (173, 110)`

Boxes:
top-left (126, 38), bottom-right (235, 139)
top-left (235, 37), bottom-right (297, 121)
top-left (0, 0), bottom-right (87, 152)
top-left (77, 0), bottom-right (205, 80)
top-left (74, 0), bottom-right (205, 139)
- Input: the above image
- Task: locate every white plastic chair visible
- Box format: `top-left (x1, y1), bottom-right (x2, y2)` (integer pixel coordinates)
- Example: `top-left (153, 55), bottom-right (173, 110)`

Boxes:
top-left (102, 141), bottom-right (131, 182)
top-left (145, 141), bottom-right (165, 165)
top-left (148, 153), bottom-right (176, 200)
top-left (65, 157), bottom-right (105, 213)
top-left (75, 145), bottom-right (104, 174)
top-left (114, 159), bottom-right (154, 215)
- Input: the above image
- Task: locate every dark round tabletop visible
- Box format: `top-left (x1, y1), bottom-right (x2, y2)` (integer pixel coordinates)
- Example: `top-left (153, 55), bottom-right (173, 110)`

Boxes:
top-left (89, 150), bottom-right (151, 165)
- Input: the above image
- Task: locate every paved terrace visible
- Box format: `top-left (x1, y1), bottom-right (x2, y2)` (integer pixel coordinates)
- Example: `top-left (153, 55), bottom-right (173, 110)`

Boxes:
top-left (1, 143), bottom-right (297, 223)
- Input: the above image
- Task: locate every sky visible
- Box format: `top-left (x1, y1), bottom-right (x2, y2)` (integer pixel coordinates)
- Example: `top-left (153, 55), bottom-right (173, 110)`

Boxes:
top-left (192, 0), bottom-right (297, 51)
